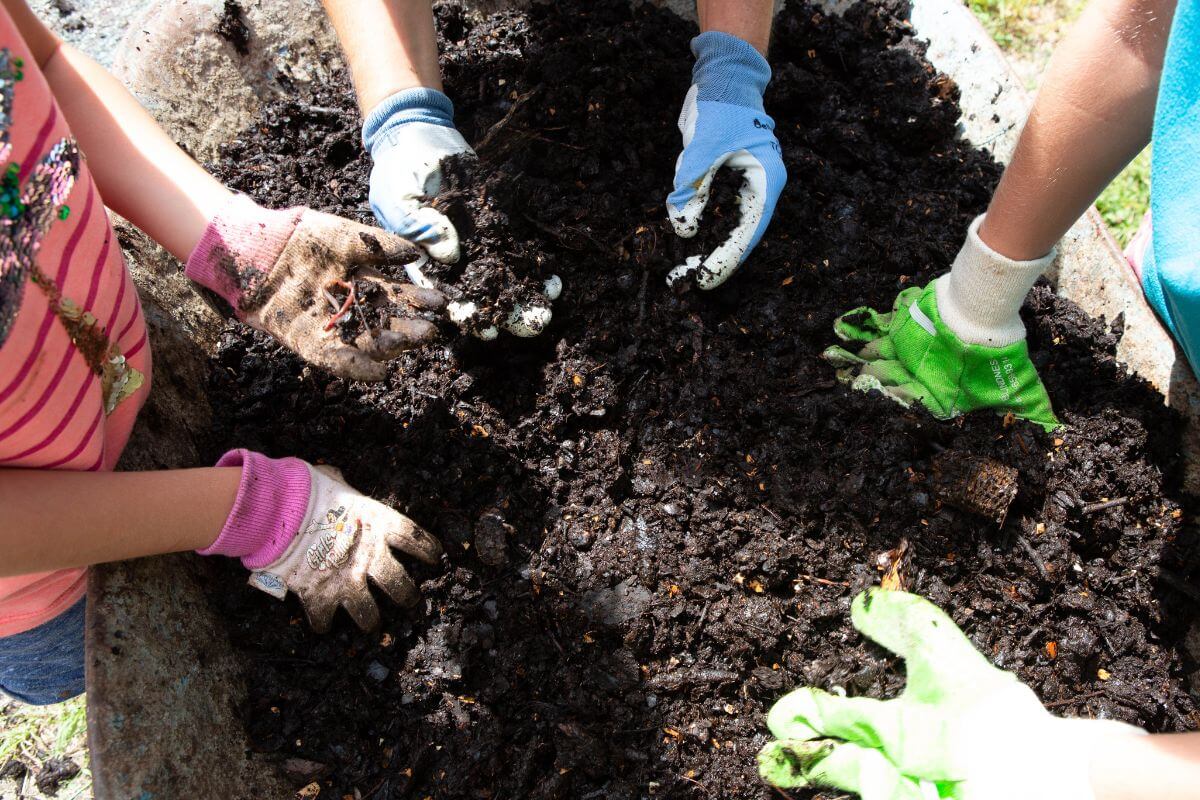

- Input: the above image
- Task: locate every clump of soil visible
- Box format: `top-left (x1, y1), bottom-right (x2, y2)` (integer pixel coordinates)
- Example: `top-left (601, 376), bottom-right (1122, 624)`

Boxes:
top-left (216, 0), bottom-right (250, 56)
top-left (206, 1), bottom-right (1199, 798)
top-left (422, 154), bottom-right (558, 338)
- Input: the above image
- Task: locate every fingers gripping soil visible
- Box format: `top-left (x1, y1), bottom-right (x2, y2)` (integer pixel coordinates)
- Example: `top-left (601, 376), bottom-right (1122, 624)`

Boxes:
top-left (246, 213), bottom-right (446, 381)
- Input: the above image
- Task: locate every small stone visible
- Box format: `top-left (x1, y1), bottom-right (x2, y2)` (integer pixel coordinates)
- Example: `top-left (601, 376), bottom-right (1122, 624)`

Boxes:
top-left (34, 757), bottom-right (79, 795)
top-left (283, 758), bottom-right (330, 783)
top-left (483, 599), bottom-right (499, 620)
top-left (474, 510), bottom-right (511, 566)
top-left (365, 661), bottom-right (389, 682)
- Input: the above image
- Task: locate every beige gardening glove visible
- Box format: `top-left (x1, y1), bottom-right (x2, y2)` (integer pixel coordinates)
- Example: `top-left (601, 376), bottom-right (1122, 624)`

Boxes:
top-left (186, 195), bottom-right (446, 382)
top-left (200, 450), bottom-right (443, 632)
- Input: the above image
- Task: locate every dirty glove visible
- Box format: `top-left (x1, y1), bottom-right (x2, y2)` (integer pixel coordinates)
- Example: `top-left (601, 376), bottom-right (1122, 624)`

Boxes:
top-left (363, 88), bottom-right (474, 264)
top-left (822, 279), bottom-right (1059, 430)
top-left (759, 589), bottom-right (1145, 800)
top-left (186, 194), bottom-right (445, 382)
top-left (665, 31), bottom-right (786, 289)
top-left (198, 449), bottom-right (443, 633)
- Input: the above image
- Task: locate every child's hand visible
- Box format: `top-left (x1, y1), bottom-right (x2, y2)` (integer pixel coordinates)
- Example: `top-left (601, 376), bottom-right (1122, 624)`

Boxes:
top-left (363, 87), bottom-right (473, 264)
top-left (186, 196), bottom-right (446, 382)
top-left (199, 450), bottom-right (443, 632)
top-left (822, 280), bottom-right (1059, 431)
top-left (759, 589), bottom-right (1144, 800)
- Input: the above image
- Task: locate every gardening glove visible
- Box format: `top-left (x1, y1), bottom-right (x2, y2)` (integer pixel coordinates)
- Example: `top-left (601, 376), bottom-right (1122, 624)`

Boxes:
top-left (362, 88), bottom-right (474, 264)
top-left (665, 31), bottom-right (787, 289)
top-left (823, 216), bottom-right (1059, 429)
top-left (198, 450), bottom-right (443, 633)
top-left (758, 589), bottom-right (1145, 800)
top-left (186, 194), bottom-right (445, 382)
top-left (364, 88), bottom-right (560, 340)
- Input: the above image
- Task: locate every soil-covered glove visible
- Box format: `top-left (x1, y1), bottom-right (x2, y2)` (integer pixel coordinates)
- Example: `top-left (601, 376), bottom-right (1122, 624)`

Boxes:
top-left (665, 32), bottom-right (787, 290)
top-left (186, 194), bottom-right (445, 382)
top-left (363, 88), bottom-right (474, 264)
top-left (823, 280), bottom-right (1059, 430)
top-left (198, 450), bottom-right (443, 633)
top-left (759, 589), bottom-right (1145, 800)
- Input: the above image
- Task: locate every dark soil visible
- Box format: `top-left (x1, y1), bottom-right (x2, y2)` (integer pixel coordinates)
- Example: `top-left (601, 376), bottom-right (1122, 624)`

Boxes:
top-left (205, 1), bottom-right (1200, 798)
top-left (217, 0), bottom-right (251, 57)
top-left (33, 757), bottom-right (78, 796)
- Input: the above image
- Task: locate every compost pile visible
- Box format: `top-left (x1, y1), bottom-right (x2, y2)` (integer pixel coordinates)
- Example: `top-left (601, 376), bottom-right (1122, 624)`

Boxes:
top-left (206, 1), bottom-right (1200, 797)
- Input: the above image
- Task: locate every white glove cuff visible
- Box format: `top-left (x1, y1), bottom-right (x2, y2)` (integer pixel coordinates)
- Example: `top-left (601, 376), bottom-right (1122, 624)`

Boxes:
top-left (936, 215), bottom-right (1055, 348)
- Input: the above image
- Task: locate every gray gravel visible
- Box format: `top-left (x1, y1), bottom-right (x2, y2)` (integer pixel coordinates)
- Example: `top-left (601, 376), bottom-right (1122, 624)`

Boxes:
top-left (31, 0), bottom-right (157, 66)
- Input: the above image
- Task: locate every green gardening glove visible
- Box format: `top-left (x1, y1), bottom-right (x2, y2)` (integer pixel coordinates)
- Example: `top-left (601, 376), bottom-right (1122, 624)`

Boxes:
top-left (823, 280), bottom-right (1059, 430)
top-left (758, 589), bottom-right (1144, 800)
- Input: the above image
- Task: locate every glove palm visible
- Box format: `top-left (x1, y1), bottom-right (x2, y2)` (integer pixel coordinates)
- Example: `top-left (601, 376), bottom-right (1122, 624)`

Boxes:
top-left (759, 590), bottom-right (1143, 800)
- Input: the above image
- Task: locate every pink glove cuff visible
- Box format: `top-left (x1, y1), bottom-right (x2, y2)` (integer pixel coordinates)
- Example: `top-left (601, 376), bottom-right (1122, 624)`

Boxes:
top-left (198, 449), bottom-right (314, 570)
top-left (185, 194), bottom-right (304, 312)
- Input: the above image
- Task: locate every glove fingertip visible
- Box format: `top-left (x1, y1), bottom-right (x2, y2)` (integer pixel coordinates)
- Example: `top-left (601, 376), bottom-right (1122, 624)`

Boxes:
top-left (305, 603), bottom-right (336, 635)
top-left (426, 236), bottom-right (462, 264)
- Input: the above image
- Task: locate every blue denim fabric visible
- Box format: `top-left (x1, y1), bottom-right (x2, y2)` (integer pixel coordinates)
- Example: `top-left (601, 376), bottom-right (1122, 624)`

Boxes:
top-left (0, 596), bottom-right (85, 705)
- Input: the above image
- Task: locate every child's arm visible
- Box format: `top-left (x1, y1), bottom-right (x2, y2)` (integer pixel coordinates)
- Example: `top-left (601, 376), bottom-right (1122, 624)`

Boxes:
top-left (0, 468), bottom-right (239, 575)
top-left (698, 0), bottom-right (775, 55)
top-left (0, 452), bottom-right (444, 632)
top-left (3, 0), bottom-right (231, 262)
top-left (1090, 732), bottom-right (1200, 800)
top-left (3, 0), bottom-right (445, 381)
top-left (979, 0), bottom-right (1176, 259)
top-left (322, 0), bottom-right (443, 114)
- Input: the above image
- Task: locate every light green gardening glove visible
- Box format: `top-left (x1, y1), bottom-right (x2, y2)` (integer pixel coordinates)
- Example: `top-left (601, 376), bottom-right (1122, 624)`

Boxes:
top-left (758, 589), bottom-right (1144, 800)
top-left (823, 280), bottom-right (1059, 430)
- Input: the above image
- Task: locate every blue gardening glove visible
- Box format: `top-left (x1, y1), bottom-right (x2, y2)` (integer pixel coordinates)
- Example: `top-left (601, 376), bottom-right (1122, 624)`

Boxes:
top-left (362, 88), bottom-right (474, 264)
top-left (363, 88), bottom-right (559, 339)
top-left (665, 32), bottom-right (787, 289)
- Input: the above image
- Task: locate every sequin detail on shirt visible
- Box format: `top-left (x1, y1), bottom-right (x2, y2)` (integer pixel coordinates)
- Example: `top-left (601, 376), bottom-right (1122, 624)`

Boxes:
top-left (0, 48), bottom-right (143, 414)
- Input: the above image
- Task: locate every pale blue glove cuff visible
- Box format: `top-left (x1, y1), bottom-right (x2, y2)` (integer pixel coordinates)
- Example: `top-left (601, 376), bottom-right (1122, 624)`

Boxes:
top-left (666, 31), bottom-right (785, 273)
top-left (691, 31), bottom-right (771, 108)
top-left (362, 87), bottom-right (457, 154)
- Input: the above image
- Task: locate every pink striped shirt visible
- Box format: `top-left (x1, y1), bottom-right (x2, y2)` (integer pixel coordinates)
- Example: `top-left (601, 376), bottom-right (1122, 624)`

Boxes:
top-left (0, 10), bottom-right (152, 637)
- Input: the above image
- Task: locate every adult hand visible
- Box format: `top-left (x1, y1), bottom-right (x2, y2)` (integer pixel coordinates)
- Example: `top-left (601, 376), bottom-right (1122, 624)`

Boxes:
top-left (362, 87), bottom-right (474, 264)
top-left (759, 589), bottom-right (1144, 799)
top-left (665, 31), bottom-right (786, 289)
top-left (823, 279), bottom-right (1059, 430)
top-left (186, 195), bottom-right (445, 382)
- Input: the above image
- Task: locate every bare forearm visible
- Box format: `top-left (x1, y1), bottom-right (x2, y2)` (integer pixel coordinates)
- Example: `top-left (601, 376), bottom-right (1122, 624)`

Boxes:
top-left (1089, 732), bottom-right (1200, 800)
top-left (698, 0), bottom-right (775, 55)
top-left (0, 468), bottom-right (239, 576)
top-left (43, 43), bottom-right (232, 262)
top-left (980, 0), bottom-right (1175, 259)
top-left (323, 0), bottom-right (442, 114)
top-left (1, 0), bottom-right (231, 261)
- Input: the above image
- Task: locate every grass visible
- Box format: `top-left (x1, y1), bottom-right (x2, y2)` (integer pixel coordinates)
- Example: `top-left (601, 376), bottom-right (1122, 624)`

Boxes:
top-left (0, 696), bottom-right (91, 799)
top-left (1096, 148), bottom-right (1152, 247)
top-left (967, 0), bottom-right (1082, 55)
